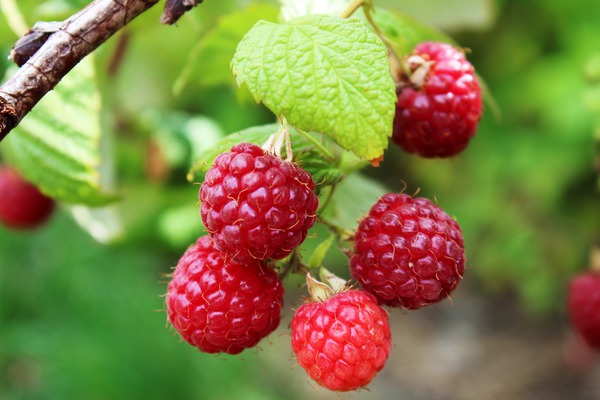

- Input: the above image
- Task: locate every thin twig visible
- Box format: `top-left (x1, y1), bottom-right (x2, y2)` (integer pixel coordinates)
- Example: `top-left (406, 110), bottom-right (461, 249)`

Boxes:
top-left (0, 0), bottom-right (160, 142)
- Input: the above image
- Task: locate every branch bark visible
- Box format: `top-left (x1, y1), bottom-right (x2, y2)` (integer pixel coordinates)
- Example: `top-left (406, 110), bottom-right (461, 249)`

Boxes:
top-left (0, 0), bottom-right (160, 142)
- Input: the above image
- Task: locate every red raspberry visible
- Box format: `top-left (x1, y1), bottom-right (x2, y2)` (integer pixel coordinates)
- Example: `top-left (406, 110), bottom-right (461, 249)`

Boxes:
top-left (291, 289), bottom-right (392, 392)
top-left (568, 272), bottom-right (600, 350)
top-left (350, 193), bottom-right (465, 309)
top-left (0, 166), bottom-right (55, 229)
top-left (200, 143), bottom-right (318, 264)
top-left (166, 235), bottom-right (284, 355)
top-left (392, 41), bottom-right (482, 158)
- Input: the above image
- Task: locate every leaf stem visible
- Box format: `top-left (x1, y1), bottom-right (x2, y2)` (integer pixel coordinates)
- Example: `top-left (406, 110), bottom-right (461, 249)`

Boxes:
top-left (319, 217), bottom-right (354, 243)
top-left (317, 184), bottom-right (337, 214)
top-left (340, 0), bottom-right (364, 19)
top-left (295, 128), bottom-right (335, 160)
top-left (361, 5), bottom-right (404, 80)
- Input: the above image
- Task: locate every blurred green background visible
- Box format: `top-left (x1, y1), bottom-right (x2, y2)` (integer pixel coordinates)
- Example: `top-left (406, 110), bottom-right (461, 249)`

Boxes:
top-left (1, 0), bottom-right (599, 399)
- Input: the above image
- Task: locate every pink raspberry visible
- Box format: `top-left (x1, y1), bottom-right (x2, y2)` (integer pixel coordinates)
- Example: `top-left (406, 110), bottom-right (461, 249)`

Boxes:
top-left (200, 143), bottom-right (318, 264)
top-left (291, 289), bottom-right (392, 392)
top-left (392, 41), bottom-right (483, 158)
top-left (350, 193), bottom-right (465, 309)
top-left (0, 165), bottom-right (55, 229)
top-left (568, 271), bottom-right (600, 350)
top-left (166, 235), bottom-right (284, 355)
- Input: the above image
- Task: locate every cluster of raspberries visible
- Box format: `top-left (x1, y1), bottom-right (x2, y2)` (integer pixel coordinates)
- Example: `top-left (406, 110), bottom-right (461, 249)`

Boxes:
top-left (165, 143), bottom-right (467, 391)
top-left (165, 41), bottom-right (478, 392)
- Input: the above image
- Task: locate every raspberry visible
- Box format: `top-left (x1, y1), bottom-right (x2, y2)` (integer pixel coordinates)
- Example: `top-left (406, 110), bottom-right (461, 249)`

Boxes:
top-left (567, 272), bottom-right (600, 350)
top-left (0, 165), bottom-right (55, 229)
top-left (392, 41), bottom-right (483, 158)
top-left (200, 143), bottom-right (318, 264)
top-left (291, 289), bottom-right (392, 392)
top-left (165, 235), bottom-right (284, 355)
top-left (350, 193), bottom-right (465, 309)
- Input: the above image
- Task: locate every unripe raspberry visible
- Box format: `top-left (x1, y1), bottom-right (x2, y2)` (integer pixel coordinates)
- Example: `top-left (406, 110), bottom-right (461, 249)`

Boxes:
top-left (166, 235), bottom-right (284, 354)
top-left (350, 193), bottom-right (465, 309)
top-left (200, 143), bottom-right (318, 264)
top-left (392, 41), bottom-right (483, 158)
top-left (0, 165), bottom-right (55, 229)
top-left (291, 289), bottom-right (392, 392)
top-left (568, 271), bottom-right (600, 350)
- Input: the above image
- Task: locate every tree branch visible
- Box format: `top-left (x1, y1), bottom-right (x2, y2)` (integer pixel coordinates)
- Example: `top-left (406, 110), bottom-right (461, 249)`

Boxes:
top-left (0, 0), bottom-right (160, 142)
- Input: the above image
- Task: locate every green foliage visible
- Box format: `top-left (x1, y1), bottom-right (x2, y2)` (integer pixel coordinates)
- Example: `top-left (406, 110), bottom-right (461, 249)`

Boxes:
top-left (2, 57), bottom-right (118, 206)
top-left (173, 3), bottom-right (280, 94)
top-left (232, 14), bottom-right (396, 161)
top-left (370, 7), bottom-right (453, 57)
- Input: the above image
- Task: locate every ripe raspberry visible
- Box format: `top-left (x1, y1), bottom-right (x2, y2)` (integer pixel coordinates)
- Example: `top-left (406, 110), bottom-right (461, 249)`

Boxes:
top-left (0, 165), bottom-right (55, 229)
top-left (166, 235), bottom-right (284, 355)
top-left (291, 289), bottom-right (392, 392)
top-left (350, 193), bottom-right (465, 309)
top-left (567, 272), bottom-right (600, 350)
top-left (392, 41), bottom-right (482, 158)
top-left (200, 143), bottom-right (318, 264)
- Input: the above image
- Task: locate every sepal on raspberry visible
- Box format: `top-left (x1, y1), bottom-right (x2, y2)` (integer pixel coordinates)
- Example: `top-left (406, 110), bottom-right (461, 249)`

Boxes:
top-left (166, 235), bottom-right (284, 355)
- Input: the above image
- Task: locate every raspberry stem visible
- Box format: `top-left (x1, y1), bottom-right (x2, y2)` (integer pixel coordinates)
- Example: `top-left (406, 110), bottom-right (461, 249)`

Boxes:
top-left (340, 0), bottom-right (365, 19)
top-left (278, 250), bottom-right (308, 280)
top-left (295, 128), bottom-right (335, 160)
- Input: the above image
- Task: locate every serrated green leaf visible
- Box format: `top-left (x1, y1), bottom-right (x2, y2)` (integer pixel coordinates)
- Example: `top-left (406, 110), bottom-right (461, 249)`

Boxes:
top-left (232, 15), bottom-right (396, 161)
top-left (173, 3), bottom-right (280, 95)
top-left (1, 56), bottom-right (118, 206)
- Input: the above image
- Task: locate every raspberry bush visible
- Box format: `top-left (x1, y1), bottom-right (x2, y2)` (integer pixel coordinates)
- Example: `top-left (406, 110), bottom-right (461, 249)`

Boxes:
top-left (158, 2), bottom-right (479, 388)
top-left (9, 0), bottom-right (597, 396)
top-left (2, 0), bottom-right (599, 398)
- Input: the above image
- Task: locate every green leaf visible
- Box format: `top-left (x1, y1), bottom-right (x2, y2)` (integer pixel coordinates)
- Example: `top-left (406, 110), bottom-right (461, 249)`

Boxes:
top-left (370, 7), bottom-right (454, 58)
top-left (376, 0), bottom-right (496, 31)
top-left (307, 234), bottom-right (335, 269)
top-left (322, 172), bottom-right (389, 230)
top-left (1, 56), bottom-right (118, 206)
top-left (173, 3), bottom-right (280, 95)
top-left (232, 14), bottom-right (396, 161)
